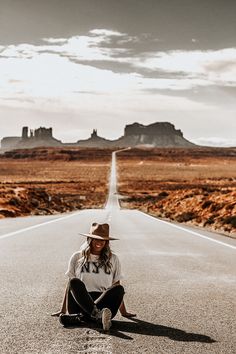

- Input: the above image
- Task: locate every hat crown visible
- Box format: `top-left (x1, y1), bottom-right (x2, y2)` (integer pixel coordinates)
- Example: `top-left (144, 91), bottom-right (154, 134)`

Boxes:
top-left (90, 223), bottom-right (109, 238)
top-left (79, 223), bottom-right (118, 240)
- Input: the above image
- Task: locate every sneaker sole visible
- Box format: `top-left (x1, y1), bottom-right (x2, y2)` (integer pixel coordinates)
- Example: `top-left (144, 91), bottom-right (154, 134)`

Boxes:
top-left (102, 308), bottom-right (112, 332)
top-left (59, 314), bottom-right (81, 327)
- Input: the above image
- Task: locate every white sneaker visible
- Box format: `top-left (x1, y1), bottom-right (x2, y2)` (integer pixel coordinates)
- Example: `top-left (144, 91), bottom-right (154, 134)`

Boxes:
top-left (101, 308), bottom-right (112, 332)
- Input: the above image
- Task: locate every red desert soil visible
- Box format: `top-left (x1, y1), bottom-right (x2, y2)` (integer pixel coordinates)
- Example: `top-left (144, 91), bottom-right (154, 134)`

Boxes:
top-left (0, 147), bottom-right (112, 218)
top-left (117, 147), bottom-right (236, 238)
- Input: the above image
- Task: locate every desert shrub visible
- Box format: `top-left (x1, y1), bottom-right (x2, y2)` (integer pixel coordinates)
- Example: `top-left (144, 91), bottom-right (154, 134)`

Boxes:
top-left (202, 186), bottom-right (218, 193)
top-left (164, 211), bottom-right (172, 218)
top-left (14, 153), bottom-right (23, 159)
top-left (202, 200), bottom-right (213, 209)
top-left (203, 192), bottom-right (209, 196)
top-left (8, 197), bottom-right (21, 206)
top-left (184, 193), bottom-right (194, 198)
top-left (221, 189), bottom-right (230, 194)
top-left (223, 216), bottom-right (236, 228)
top-left (176, 212), bottom-right (196, 222)
top-left (225, 203), bottom-right (235, 210)
top-left (30, 198), bottom-right (40, 208)
top-left (4, 151), bottom-right (13, 158)
top-left (204, 217), bottom-right (215, 226)
top-left (158, 191), bottom-right (169, 197)
top-left (0, 209), bottom-right (16, 217)
top-left (210, 203), bottom-right (224, 212)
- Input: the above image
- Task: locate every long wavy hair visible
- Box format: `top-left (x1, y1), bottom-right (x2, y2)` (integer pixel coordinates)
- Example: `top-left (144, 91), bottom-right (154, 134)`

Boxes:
top-left (81, 237), bottom-right (113, 272)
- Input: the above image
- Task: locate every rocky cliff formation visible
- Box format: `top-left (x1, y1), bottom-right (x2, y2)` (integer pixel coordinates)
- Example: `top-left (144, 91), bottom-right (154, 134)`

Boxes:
top-left (77, 122), bottom-right (195, 148)
top-left (1, 126), bottom-right (62, 151)
top-left (113, 122), bottom-right (195, 147)
top-left (1, 122), bottom-right (196, 151)
top-left (76, 129), bottom-right (112, 148)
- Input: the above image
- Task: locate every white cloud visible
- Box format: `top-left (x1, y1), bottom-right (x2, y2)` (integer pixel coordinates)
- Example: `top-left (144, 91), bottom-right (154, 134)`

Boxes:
top-left (0, 50), bottom-right (214, 119)
top-left (89, 29), bottom-right (125, 37)
top-left (133, 48), bottom-right (236, 85)
top-left (0, 29), bottom-right (235, 137)
top-left (1, 31), bottom-right (235, 92)
top-left (43, 38), bottom-right (68, 44)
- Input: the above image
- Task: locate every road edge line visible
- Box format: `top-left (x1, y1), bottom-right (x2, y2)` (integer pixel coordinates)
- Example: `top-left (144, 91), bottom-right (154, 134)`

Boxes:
top-left (0, 212), bottom-right (81, 240)
top-left (139, 211), bottom-right (236, 250)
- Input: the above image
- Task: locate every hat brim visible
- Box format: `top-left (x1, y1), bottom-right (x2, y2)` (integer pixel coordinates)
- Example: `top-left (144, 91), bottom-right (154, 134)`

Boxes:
top-left (79, 233), bottom-right (118, 241)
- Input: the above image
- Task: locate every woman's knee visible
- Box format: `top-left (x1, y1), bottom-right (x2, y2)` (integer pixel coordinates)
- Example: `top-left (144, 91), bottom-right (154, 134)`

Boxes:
top-left (113, 284), bottom-right (125, 297)
top-left (69, 277), bottom-right (85, 290)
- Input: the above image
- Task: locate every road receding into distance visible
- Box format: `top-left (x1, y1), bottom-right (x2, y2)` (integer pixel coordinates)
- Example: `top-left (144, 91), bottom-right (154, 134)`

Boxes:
top-left (0, 150), bottom-right (235, 354)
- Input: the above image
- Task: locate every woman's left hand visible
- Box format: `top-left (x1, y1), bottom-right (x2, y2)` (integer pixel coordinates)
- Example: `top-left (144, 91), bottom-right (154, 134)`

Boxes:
top-left (122, 312), bottom-right (136, 318)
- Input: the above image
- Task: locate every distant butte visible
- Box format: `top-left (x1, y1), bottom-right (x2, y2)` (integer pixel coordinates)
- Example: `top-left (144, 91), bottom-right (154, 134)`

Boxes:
top-left (1, 122), bottom-right (196, 151)
top-left (1, 126), bottom-right (62, 151)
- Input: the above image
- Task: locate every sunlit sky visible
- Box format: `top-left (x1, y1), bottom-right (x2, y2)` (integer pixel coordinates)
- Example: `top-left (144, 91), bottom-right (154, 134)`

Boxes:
top-left (0, 0), bottom-right (236, 146)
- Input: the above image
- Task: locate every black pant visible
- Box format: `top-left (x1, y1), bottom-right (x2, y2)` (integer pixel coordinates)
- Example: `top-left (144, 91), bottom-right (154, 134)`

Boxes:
top-left (67, 278), bottom-right (124, 319)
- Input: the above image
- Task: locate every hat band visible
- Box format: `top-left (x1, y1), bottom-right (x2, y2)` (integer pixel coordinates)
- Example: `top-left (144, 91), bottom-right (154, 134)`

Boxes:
top-left (92, 232), bottom-right (109, 237)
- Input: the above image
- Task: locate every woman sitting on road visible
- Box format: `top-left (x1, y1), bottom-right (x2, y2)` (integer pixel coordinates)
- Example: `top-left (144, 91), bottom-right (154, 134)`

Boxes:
top-left (52, 223), bottom-right (136, 332)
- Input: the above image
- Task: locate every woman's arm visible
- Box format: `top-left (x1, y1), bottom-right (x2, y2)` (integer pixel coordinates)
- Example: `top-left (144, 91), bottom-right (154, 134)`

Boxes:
top-left (52, 251), bottom-right (81, 316)
top-left (119, 299), bottom-right (136, 318)
top-left (113, 281), bottom-right (136, 318)
top-left (51, 283), bottom-right (68, 316)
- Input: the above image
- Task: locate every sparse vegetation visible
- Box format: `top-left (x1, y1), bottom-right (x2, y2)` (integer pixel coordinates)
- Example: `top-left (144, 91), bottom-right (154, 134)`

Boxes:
top-left (117, 147), bottom-right (236, 237)
top-left (0, 147), bottom-right (111, 218)
top-left (1, 146), bottom-right (236, 237)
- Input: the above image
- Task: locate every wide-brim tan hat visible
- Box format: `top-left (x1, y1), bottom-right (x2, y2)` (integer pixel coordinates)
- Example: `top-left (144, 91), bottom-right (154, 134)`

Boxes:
top-left (79, 223), bottom-right (118, 241)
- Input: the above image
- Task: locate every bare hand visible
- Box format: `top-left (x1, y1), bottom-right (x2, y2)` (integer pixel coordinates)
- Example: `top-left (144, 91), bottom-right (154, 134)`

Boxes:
top-left (122, 312), bottom-right (136, 318)
top-left (51, 310), bottom-right (65, 317)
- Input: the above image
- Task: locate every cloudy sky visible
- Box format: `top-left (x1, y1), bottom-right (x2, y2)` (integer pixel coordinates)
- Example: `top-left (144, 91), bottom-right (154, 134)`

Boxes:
top-left (0, 0), bottom-right (236, 146)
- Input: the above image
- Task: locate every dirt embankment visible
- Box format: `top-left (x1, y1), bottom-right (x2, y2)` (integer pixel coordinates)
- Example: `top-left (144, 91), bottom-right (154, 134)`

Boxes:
top-left (0, 147), bottom-right (112, 218)
top-left (117, 147), bottom-right (236, 237)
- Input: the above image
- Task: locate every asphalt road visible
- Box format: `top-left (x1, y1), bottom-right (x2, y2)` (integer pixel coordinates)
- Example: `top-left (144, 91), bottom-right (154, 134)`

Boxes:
top-left (0, 151), bottom-right (236, 354)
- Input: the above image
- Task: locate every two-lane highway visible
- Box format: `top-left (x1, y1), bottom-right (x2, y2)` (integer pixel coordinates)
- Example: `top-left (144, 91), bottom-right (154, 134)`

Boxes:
top-left (0, 151), bottom-right (235, 353)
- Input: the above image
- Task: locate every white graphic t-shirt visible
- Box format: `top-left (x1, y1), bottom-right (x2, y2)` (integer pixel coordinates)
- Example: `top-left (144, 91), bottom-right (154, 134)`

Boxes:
top-left (65, 251), bottom-right (123, 292)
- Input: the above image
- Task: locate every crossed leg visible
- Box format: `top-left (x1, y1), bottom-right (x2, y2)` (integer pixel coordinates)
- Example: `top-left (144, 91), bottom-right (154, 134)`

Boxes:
top-left (67, 278), bottom-right (124, 319)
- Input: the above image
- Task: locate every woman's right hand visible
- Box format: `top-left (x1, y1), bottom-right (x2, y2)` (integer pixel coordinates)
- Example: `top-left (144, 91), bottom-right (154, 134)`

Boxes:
top-left (51, 310), bottom-right (65, 317)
